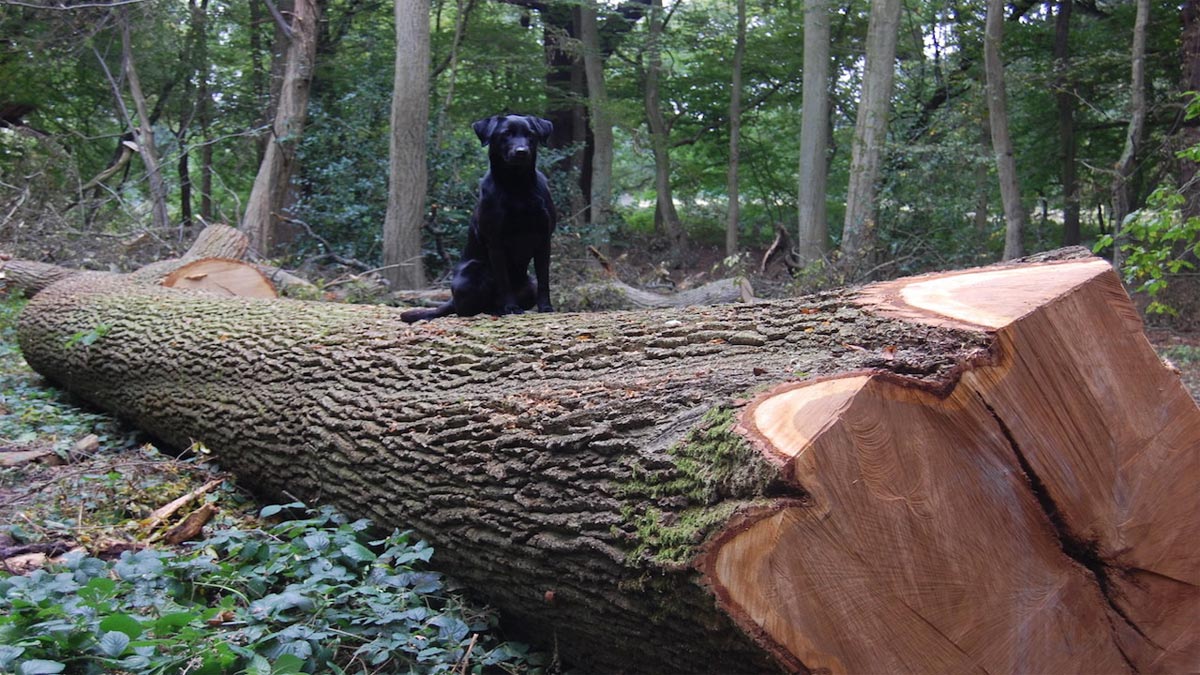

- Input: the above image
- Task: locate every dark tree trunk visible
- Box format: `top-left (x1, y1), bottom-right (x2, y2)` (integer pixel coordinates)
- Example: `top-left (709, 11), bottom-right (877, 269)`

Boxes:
top-left (1054, 0), bottom-right (1080, 246)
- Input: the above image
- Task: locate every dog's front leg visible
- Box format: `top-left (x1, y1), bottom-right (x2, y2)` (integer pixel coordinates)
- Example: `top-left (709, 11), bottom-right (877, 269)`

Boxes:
top-left (534, 242), bottom-right (553, 312)
top-left (487, 245), bottom-right (522, 315)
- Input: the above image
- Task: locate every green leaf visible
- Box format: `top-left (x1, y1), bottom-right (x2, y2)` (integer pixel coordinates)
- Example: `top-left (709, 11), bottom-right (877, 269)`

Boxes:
top-left (98, 613), bottom-right (143, 639)
top-left (98, 630), bottom-right (131, 657)
top-left (246, 655), bottom-right (272, 675)
top-left (0, 646), bottom-right (24, 668)
top-left (153, 611), bottom-right (198, 635)
top-left (272, 653), bottom-right (306, 674)
top-left (259, 502), bottom-right (305, 518)
top-left (340, 542), bottom-right (377, 563)
top-left (18, 661), bottom-right (66, 675)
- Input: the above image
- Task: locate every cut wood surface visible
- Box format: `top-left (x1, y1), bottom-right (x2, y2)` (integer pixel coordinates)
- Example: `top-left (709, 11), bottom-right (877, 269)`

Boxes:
top-left (161, 258), bottom-right (277, 298)
top-left (15, 254), bottom-right (1200, 673)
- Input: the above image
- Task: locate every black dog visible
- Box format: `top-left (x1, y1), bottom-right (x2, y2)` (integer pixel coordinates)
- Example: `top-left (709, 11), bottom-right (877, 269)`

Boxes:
top-left (401, 114), bottom-right (556, 323)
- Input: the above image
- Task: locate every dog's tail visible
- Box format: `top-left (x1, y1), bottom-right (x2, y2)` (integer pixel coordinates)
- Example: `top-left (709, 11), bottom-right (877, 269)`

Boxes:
top-left (400, 301), bottom-right (455, 323)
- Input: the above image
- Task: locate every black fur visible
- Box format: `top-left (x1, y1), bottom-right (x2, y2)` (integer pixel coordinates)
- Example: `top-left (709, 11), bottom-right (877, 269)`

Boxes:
top-left (401, 114), bottom-right (556, 323)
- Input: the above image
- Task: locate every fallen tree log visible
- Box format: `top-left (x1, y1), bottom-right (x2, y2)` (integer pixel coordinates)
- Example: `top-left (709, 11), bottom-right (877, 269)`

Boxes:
top-left (562, 276), bottom-right (755, 312)
top-left (15, 255), bottom-right (1200, 673)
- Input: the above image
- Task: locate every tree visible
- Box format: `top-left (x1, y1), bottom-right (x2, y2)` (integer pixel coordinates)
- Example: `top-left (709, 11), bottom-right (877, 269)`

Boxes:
top-left (580, 0), bottom-right (613, 230)
top-left (984, 0), bottom-right (1025, 260)
top-left (723, 0), bottom-right (746, 258)
top-left (242, 0), bottom-right (320, 256)
top-left (797, 0), bottom-right (832, 265)
top-left (644, 0), bottom-right (686, 248)
top-left (1054, 0), bottom-right (1079, 246)
top-left (119, 8), bottom-right (170, 233)
top-left (841, 0), bottom-right (901, 276)
top-left (1111, 0), bottom-right (1150, 267)
top-left (383, 0), bottom-right (431, 290)
top-left (17, 254), bottom-right (1200, 674)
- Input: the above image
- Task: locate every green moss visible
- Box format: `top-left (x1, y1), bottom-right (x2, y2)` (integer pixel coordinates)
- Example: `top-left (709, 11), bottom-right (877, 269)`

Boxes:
top-left (622, 406), bottom-right (781, 567)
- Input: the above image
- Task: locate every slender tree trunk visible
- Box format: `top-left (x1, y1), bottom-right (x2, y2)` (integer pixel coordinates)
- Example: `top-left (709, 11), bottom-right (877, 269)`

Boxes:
top-left (543, 6), bottom-right (588, 226)
top-left (797, 0), bottom-right (831, 266)
top-left (242, 0), bottom-right (319, 255)
top-left (580, 1), bottom-right (613, 230)
top-left (383, 0), bottom-right (431, 290)
top-left (432, 0), bottom-right (473, 148)
top-left (1112, 0), bottom-right (1150, 268)
top-left (974, 117), bottom-right (991, 238)
top-left (841, 0), bottom-right (900, 277)
top-left (120, 10), bottom-right (170, 232)
top-left (198, 0), bottom-right (214, 222)
top-left (645, 0), bottom-right (685, 248)
top-left (724, 0), bottom-right (746, 258)
top-left (1182, 1), bottom-right (1200, 220)
top-left (984, 0), bottom-right (1025, 260)
top-left (1054, 0), bottom-right (1080, 246)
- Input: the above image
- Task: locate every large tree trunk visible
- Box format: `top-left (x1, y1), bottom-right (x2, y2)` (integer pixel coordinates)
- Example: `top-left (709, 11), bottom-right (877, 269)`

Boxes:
top-left (580, 1), bottom-right (613, 230)
top-left (984, 0), bottom-right (1026, 260)
top-left (15, 254), bottom-right (1200, 673)
top-left (644, 0), bottom-right (685, 248)
top-left (1054, 0), bottom-right (1080, 247)
top-left (242, 0), bottom-right (319, 256)
top-left (1111, 0), bottom-right (1149, 268)
top-left (796, 0), bottom-right (831, 266)
top-left (840, 0), bottom-right (900, 278)
top-left (724, 0), bottom-right (746, 258)
top-left (382, 0), bottom-right (430, 290)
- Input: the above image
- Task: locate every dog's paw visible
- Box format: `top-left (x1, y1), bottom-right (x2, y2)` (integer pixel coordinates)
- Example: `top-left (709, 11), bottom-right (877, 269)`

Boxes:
top-left (500, 304), bottom-right (524, 316)
top-left (537, 303), bottom-right (554, 313)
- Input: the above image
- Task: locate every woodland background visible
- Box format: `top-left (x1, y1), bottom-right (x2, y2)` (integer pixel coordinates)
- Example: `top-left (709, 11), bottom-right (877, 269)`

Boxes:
top-left (0, 0), bottom-right (1198, 308)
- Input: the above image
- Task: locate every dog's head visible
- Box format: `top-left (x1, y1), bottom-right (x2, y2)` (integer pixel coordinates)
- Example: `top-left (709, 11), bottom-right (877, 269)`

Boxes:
top-left (472, 114), bottom-right (553, 168)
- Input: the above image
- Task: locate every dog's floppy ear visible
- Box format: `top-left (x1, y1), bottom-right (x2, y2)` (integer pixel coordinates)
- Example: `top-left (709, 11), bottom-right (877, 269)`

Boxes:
top-left (527, 116), bottom-right (553, 144)
top-left (472, 116), bottom-right (500, 146)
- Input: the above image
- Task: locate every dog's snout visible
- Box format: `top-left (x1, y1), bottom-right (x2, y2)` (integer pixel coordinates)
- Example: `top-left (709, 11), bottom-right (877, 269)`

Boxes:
top-left (512, 146), bottom-right (530, 157)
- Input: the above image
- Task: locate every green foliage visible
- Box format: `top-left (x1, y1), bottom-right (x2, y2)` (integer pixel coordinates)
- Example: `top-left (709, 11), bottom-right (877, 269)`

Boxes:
top-left (0, 504), bottom-right (542, 674)
top-left (1096, 186), bottom-right (1200, 315)
top-left (1095, 92), bottom-right (1200, 315)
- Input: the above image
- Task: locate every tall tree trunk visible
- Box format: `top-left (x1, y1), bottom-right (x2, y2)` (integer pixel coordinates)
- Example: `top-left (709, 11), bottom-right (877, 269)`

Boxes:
top-left (543, 6), bottom-right (588, 227)
top-left (645, 0), bottom-right (685, 249)
top-left (17, 255), bottom-right (1200, 674)
top-left (120, 9), bottom-right (170, 232)
top-left (974, 117), bottom-right (991, 237)
top-left (383, 0), bottom-right (431, 290)
top-left (984, 0), bottom-right (1025, 260)
top-left (1054, 0), bottom-right (1080, 246)
top-left (242, 0), bottom-right (319, 255)
top-left (724, 0), bottom-right (746, 258)
top-left (198, 0), bottom-right (214, 223)
top-left (580, 1), bottom-right (613, 230)
top-left (841, 0), bottom-right (900, 277)
top-left (1112, 0), bottom-right (1150, 268)
top-left (797, 0), bottom-right (831, 266)
top-left (1181, 1), bottom-right (1200, 220)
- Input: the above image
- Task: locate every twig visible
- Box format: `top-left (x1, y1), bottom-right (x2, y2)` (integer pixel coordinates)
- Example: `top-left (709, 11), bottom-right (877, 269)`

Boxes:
top-left (142, 478), bottom-right (223, 533)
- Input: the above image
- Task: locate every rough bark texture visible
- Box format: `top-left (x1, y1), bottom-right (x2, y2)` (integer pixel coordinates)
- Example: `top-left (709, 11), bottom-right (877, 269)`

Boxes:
top-left (15, 252), bottom-right (1200, 673)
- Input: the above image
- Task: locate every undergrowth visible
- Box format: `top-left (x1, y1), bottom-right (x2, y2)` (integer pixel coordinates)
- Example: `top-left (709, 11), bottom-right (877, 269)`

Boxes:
top-left (0, 505), bottom-right (541, 675)
top-left (0, 293), bottom-right (547, 674)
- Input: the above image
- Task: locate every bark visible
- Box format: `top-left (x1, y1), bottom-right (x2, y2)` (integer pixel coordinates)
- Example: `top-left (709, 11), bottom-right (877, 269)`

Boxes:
top-left (984, 0), bottom-right (1026, 260)
top-left (1054, 0), bottom-right (1080, 246)
top-left (120, 9), bottom-right (170, 232)
top-left (841, 0), bottom-right (900, 277)
top-left (644, 0), bottom-right (685, 248)
top-left (15, 253), bottom-right (1200, 673)
top-left (724, 0), bottom-right (746, 258)
top-left (580, 1), bottom-right (613, 229)
top-left (797, 0), bottom-right (832, 265)
top-left (242, 0), bottom-right (319, 255)
top-left (382, 0), bottom-right (430, 290)
top-left (1111, 0), bottom-right (1149, 268)
top-left (560, 276), bottom-right (754, 312)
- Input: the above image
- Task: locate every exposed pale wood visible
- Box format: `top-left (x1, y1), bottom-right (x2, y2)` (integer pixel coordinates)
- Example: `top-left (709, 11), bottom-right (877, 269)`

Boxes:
top-left (161, 258), bottom-right (277, 298)
top-left (711, 259), bottom-right (1200, 673)
top-left (160, 503), bottom-right (218, 544)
